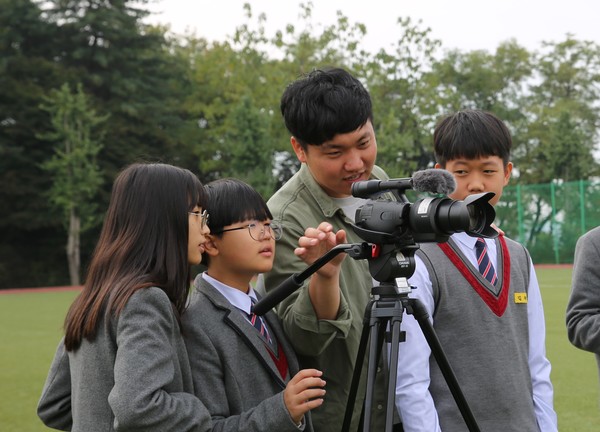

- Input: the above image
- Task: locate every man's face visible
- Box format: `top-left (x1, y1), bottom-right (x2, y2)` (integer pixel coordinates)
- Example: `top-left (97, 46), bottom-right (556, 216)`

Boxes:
top-left (291, 121), bottom-right (377, 198)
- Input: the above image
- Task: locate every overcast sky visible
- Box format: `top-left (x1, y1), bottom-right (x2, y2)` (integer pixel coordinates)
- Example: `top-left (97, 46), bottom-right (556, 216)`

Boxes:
top-left (146, 0), bottom-right (599, 53)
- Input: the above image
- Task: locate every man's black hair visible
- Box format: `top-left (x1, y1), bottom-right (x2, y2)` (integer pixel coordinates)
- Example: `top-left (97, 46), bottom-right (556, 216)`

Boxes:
top-left (280, 67), bottom-right (373, 149)
top-left (434, 109), bottom-right (512, 167)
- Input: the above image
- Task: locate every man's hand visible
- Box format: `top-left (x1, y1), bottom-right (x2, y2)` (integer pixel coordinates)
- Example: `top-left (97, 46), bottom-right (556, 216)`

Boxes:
top-left (294, 222), bottom-right (346, 320)
top-left (294, 222), bottom-right (347, 278)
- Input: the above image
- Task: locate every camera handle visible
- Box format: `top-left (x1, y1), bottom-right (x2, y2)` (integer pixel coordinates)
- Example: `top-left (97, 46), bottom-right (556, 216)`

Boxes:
top-left (341, 278), bottom-right (481, 432)
top-left (252, 243), bottom-right (373, 316)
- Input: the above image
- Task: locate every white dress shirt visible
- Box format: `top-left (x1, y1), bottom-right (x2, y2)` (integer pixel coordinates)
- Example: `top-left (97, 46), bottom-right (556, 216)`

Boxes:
top-left (201, 272), bottom-right (257, 315)
top-left (394, 232), bottom-right (557, 432)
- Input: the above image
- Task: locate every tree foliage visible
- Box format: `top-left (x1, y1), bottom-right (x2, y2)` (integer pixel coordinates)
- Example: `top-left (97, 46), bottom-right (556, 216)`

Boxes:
top-left (518, 36), bottom-right (600, 184)
top-left (39, 83), bottom-right (106, 285)
top-left (2, 0), bottom-right (599, 286)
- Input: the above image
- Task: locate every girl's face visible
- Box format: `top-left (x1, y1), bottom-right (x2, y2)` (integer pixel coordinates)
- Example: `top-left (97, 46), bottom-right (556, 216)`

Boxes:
top-left (188, 206), bottom-right (210, 265)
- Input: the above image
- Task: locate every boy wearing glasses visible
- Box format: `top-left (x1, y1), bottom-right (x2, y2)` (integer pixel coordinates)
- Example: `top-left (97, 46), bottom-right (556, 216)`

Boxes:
top-left (182, 178), bottom-right (346, 432)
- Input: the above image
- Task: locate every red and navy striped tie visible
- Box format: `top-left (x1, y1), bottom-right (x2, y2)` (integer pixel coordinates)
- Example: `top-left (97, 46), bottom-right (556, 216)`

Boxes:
top-left (249, 298), bottom-right (273, 347)
top-left (475, 237), bottom-right (497, 285)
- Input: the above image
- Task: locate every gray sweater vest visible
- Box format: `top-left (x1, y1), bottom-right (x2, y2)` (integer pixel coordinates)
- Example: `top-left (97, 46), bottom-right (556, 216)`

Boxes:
top-left (416, 236), bottom-right (539, 432)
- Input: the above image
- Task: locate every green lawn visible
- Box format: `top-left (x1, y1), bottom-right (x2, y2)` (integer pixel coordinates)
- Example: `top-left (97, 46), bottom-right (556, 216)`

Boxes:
top-left (0, 290), bottom-right (78, 432)
top-left (1, 267), bottom-right (599, 431)
top-left (536, 267), bottom-right (600, 431)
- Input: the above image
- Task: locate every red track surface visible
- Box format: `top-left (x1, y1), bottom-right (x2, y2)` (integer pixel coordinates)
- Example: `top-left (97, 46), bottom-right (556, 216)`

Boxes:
top-left (0, 285), bottom-right (82, 294)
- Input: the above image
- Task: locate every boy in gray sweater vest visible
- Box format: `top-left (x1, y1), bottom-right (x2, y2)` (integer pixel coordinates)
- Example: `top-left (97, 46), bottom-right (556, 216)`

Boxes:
top-left (394, 110), bottom-right (558, 432)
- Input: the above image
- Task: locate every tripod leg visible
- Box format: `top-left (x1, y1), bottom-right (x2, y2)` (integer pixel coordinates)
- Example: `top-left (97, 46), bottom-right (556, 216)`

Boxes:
top-left (408, 298), bottom-right (481, 432)
top-left (361, 316), bottom-right (385, 432)
top-left (341, 301), bottom-right (374, 432)
top-left (386, 317), bottom-right (402, 432)
top-left (363, 298), bottom-right (405, 432)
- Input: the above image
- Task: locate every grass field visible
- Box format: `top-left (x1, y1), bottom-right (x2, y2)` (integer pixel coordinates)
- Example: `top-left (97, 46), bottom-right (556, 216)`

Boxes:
top-left (1, 267), bottom-right (599, 431)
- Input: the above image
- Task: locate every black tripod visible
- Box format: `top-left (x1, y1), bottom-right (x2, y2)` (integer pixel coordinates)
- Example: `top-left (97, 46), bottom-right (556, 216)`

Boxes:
top-left (341, 277), bottom-right (481, 432)
top-left (253, 242), bottom-right (481, 432)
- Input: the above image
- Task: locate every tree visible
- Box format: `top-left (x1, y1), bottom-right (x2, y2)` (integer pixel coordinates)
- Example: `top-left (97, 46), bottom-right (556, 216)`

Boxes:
top-left (174, 36), bottom-right (277, 184)
top-left (365, 17), bottom-right (443, 175)
top-left (178, 2), bottom-right (373, 188)
top-left (272, 1), bottom-right (371, 71)
top-left (433, 41), bottom-right (532, 116)
top-left (0, 0), bottom-right (74, 287)
top-left (222, 95), bottom-right (276, 197)
top-left (39, 83), bottom-right (106, 285)
top-left (518, 36), bottom-right (600, 184)
top-left (507, 37), bottom-right (600, 255)
top-left (43, 0), bottom-right (190, 177)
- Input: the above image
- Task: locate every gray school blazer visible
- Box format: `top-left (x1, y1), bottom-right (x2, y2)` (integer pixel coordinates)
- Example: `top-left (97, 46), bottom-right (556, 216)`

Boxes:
top-left (37, 287), bottom-right (211, 432)
top-left (182, 276), bottom-right (314, 432)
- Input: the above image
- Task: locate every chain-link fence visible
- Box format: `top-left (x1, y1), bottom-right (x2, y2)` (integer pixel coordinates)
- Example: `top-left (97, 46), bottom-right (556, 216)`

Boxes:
top-left (495, 180), bottom-right (600, 264)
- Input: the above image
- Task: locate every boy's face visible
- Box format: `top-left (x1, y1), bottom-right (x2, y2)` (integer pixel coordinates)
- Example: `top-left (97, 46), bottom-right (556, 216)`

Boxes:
top-left (210, 219), bottom-right (276, 279)
top-left (291, 120), bottom-right (377, 198)
top-left (437, 156), bottom-right (512, 206)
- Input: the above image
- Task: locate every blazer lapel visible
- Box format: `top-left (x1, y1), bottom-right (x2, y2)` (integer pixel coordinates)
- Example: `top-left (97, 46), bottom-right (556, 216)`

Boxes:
top-left (195, 278), bottom-right (286, 387)
top-left (263, 310), bottom-right (298, 378)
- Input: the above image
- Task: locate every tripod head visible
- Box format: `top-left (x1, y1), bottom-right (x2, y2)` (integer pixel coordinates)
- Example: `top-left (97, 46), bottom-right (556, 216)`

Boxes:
top-left (362, 233), bottom-right (419, 287)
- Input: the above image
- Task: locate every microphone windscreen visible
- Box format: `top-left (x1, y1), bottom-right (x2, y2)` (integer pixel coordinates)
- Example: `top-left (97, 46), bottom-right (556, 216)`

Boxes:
top-left (411, 169), bottom-right (456, 195)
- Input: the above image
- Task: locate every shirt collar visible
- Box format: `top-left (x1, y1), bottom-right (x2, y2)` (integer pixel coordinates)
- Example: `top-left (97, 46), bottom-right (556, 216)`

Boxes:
top-left (201, 272), bottom-right (257, 315)
top-left (453, 231), bottom-right (479, 250)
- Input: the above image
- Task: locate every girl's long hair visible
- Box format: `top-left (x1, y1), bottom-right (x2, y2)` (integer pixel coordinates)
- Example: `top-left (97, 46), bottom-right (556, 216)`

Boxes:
top-left (64, 163), bottom-right (204, 351)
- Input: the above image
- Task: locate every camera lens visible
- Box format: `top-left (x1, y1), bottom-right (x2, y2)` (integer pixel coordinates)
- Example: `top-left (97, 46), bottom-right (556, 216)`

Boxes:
top-left (467, 205), bottom-right (484, 232)
top-left (405, 193), bottom-right (496, 242)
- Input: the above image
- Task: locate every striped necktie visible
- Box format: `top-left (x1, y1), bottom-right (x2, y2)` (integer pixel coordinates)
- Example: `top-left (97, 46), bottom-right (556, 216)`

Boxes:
top-left (475, 237), bottom-right (497, 285)
top-left (249, 298), bottom-right (274, 347)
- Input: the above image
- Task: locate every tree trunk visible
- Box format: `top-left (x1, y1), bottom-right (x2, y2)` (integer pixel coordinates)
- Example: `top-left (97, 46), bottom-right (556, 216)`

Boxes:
top-left (67, 207), bottom-right (81, 286)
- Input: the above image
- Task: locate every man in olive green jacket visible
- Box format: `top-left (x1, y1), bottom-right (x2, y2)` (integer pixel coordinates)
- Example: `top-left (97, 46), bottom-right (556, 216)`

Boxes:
top-left (263, 67), bottom-right (399, 432)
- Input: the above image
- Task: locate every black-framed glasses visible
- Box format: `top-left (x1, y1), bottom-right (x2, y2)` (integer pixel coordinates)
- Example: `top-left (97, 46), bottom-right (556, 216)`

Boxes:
top-left (214, 221), bottom-right (283, 241)
top-left (189, 209), bottom-right (209, 229)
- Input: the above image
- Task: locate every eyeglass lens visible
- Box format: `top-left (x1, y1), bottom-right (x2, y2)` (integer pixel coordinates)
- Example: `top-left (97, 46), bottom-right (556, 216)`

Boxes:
top-left (200, 211), bottom-right (209, 228)
top-left (190, 210), bottom-right (209, 228)
top-left (249, 222), bottom-right (282, 241)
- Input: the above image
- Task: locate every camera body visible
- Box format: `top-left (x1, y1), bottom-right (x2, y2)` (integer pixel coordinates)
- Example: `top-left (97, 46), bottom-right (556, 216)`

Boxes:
top-left (354, 192), bottom-right (497, 244)
top-left (350, 173), bottom-right (497, 283)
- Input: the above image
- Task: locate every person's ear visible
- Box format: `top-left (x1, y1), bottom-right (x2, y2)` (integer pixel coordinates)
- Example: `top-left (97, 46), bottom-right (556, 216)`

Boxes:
top-left (291, 137), bottom-right (307, 163)
top-left (434, 162), bottom-right (443, 169)
top-left (203, 235), bottom-right (220, 257)
top-left (503, 162), bottom-right (513, 186)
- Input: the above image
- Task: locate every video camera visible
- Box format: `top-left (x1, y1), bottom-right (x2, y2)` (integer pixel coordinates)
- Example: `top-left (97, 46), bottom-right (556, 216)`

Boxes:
top-left (350, 169), bottom-right (497, 283)
top-left (351, 169), bottom-right (497, 244)
top-left (252, 169), bottom-right (498, 315)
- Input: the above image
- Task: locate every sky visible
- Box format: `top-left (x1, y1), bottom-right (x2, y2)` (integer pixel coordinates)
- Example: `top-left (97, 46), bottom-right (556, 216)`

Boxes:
top-left (146, 0), bottom-right (599, 54)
